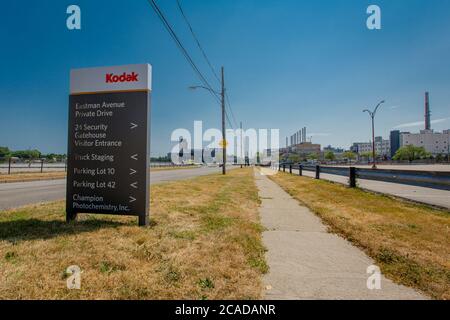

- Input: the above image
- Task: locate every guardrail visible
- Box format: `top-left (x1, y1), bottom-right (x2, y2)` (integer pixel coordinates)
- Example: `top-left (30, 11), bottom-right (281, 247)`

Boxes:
top-left (276, 163), bottom-right (450, 191)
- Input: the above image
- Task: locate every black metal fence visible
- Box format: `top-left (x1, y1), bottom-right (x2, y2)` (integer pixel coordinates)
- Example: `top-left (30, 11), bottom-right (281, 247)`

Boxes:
top-left (277, 163), bottom-right (450, 191)
top-left (148, 162), bottom-right (196, 168)
top-left (0, 159), bottom-right (201, 175)
top-left (0, 159), bottom-right (67, 174)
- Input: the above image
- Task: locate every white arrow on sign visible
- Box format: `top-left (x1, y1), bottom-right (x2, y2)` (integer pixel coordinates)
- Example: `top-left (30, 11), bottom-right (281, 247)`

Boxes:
top-left (130, 122), bottom-right (138, 130)
top-left (130, 182), bottom-right (138, 189)
top-left (129, 168), bottom-right (137, 175)
top-left (131, 154), bottom-right (138, 161)
top-left (129, 196), bottom-right (137, 203)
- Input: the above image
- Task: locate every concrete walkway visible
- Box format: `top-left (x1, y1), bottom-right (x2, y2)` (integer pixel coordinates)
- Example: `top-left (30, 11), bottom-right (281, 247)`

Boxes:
top-left (255, 169), bottom-right (426, 300)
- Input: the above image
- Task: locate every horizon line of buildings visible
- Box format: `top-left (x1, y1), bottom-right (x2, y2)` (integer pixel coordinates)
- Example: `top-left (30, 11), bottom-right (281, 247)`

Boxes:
top-left (281, 92), bottom-right (449, 159)
top-left (351, 92), bottom-right (449, 158)
top-left (350, 128), bottom-right (450, 158)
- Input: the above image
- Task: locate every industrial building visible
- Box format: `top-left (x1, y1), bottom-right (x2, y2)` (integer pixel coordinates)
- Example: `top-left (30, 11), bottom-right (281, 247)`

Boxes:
top-left (291, 142), bottom-right (321, 155)
top-left (400, 130), bottom-right (449, 155)
top-left (390, 130), bottom-right (401, 158)
top-left (290, 127), bottom-right (320, 154)
top-left (289, 127), bottom-right (308, 146)
top-left (350, 137), bottom-right (390, 157)
top-left (281, 127), bottom-right (321, 157)
top-left (390, 92), bottom-right (450, 156)
top-left (352, 92), bottom-right (449, 158)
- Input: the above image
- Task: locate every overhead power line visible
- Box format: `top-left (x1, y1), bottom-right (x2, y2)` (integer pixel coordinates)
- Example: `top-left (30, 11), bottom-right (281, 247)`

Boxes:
top-left (175, 0), bottom-right (238, 129)
top-left (225, 92), bottom-right (238, 128)
top-left (147, 0), bottom-right (220, 105)
top-left (175, 0), bottom-right (221, 84)
top-left (226, 111), bottom-right (235, 129)
top-left (147, 0), bottom-right (237, 129)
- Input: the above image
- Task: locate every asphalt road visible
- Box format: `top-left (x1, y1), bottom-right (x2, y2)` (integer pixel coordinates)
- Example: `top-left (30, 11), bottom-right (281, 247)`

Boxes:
top-left (0, 166), bottom-right (235, 211)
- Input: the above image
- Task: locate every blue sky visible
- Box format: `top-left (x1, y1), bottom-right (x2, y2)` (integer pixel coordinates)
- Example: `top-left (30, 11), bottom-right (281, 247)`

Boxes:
top-left (1, 0), bottom-right (450, 155)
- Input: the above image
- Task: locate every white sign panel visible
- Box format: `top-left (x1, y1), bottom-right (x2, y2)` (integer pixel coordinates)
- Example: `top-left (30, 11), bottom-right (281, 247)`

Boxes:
top-left (70, 64), bottom-right (152, 94)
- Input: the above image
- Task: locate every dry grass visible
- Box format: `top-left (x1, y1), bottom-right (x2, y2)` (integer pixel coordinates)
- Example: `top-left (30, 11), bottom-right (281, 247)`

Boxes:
top-left (0, 172), bottom-right (66, 183)
top-left (269, 172), bottom-right (450, 300)
top-left (0, 168), bottom-right (266, 300)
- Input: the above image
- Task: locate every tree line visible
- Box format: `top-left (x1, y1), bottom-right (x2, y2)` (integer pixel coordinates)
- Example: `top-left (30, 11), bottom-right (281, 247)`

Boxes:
top-left (283, 145), bottom-right (448, 164)
top-left (0, 147), bottom-right (66, 161)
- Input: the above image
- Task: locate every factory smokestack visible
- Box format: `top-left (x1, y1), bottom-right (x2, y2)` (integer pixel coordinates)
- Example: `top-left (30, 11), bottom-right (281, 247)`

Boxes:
top-left (425, 92), bottom-right (431, 130)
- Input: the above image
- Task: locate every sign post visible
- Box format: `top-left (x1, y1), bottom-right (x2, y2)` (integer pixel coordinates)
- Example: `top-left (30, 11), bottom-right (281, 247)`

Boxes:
top-left (67, 64), bottom-right (151, 226)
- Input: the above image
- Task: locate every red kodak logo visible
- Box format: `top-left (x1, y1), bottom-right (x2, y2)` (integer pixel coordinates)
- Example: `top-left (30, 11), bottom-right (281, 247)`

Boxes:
top-left (106, 72), bottom-right (139, 83)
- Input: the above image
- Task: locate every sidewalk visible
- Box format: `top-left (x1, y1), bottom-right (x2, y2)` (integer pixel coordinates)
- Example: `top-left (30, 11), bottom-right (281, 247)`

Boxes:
top-left (255, 169), bottom-right (426, 300)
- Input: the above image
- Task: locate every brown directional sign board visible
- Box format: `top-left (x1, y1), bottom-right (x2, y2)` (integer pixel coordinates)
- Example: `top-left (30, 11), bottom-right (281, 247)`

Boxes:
top-left (67, 64), bottom-right (151, 226)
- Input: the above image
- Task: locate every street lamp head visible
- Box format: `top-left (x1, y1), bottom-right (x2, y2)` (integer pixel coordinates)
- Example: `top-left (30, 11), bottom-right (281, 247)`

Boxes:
top-left (188, 85), bottom-right (219, 95)
top-left (373, 100), bottom-right (386, 114)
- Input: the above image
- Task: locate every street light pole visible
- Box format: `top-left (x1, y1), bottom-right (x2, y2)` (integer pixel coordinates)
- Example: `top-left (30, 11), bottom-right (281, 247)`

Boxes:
top-left (363, 100), bottom-right (385, 169)
top-left (240, 121), bottom-right (243, 168)
top-left (371, 113), bottom-right (376, 169)
top-left (221, 67), bottom-right (226, 175)
top-left (447, 132), bottom-right (450, 164)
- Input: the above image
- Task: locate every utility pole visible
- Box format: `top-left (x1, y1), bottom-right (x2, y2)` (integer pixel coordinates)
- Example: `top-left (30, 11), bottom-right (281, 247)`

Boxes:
top-left (221, 67), bottom-right (226, 175)
top-left (188, 67), bottom-right (227, 175)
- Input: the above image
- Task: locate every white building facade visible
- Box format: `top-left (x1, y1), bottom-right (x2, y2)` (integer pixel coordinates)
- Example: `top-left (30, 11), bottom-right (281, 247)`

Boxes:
top-left (400, 130), bottom-right (450, 155)
top-left (352, 137), bottom-right (391, 156)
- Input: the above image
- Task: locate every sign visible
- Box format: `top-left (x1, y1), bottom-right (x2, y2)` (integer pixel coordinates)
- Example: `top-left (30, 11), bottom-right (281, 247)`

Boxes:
top-left (67, 64), bottom-right (151, 226)
top-left (219, 139), bottom-right (228, 148)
